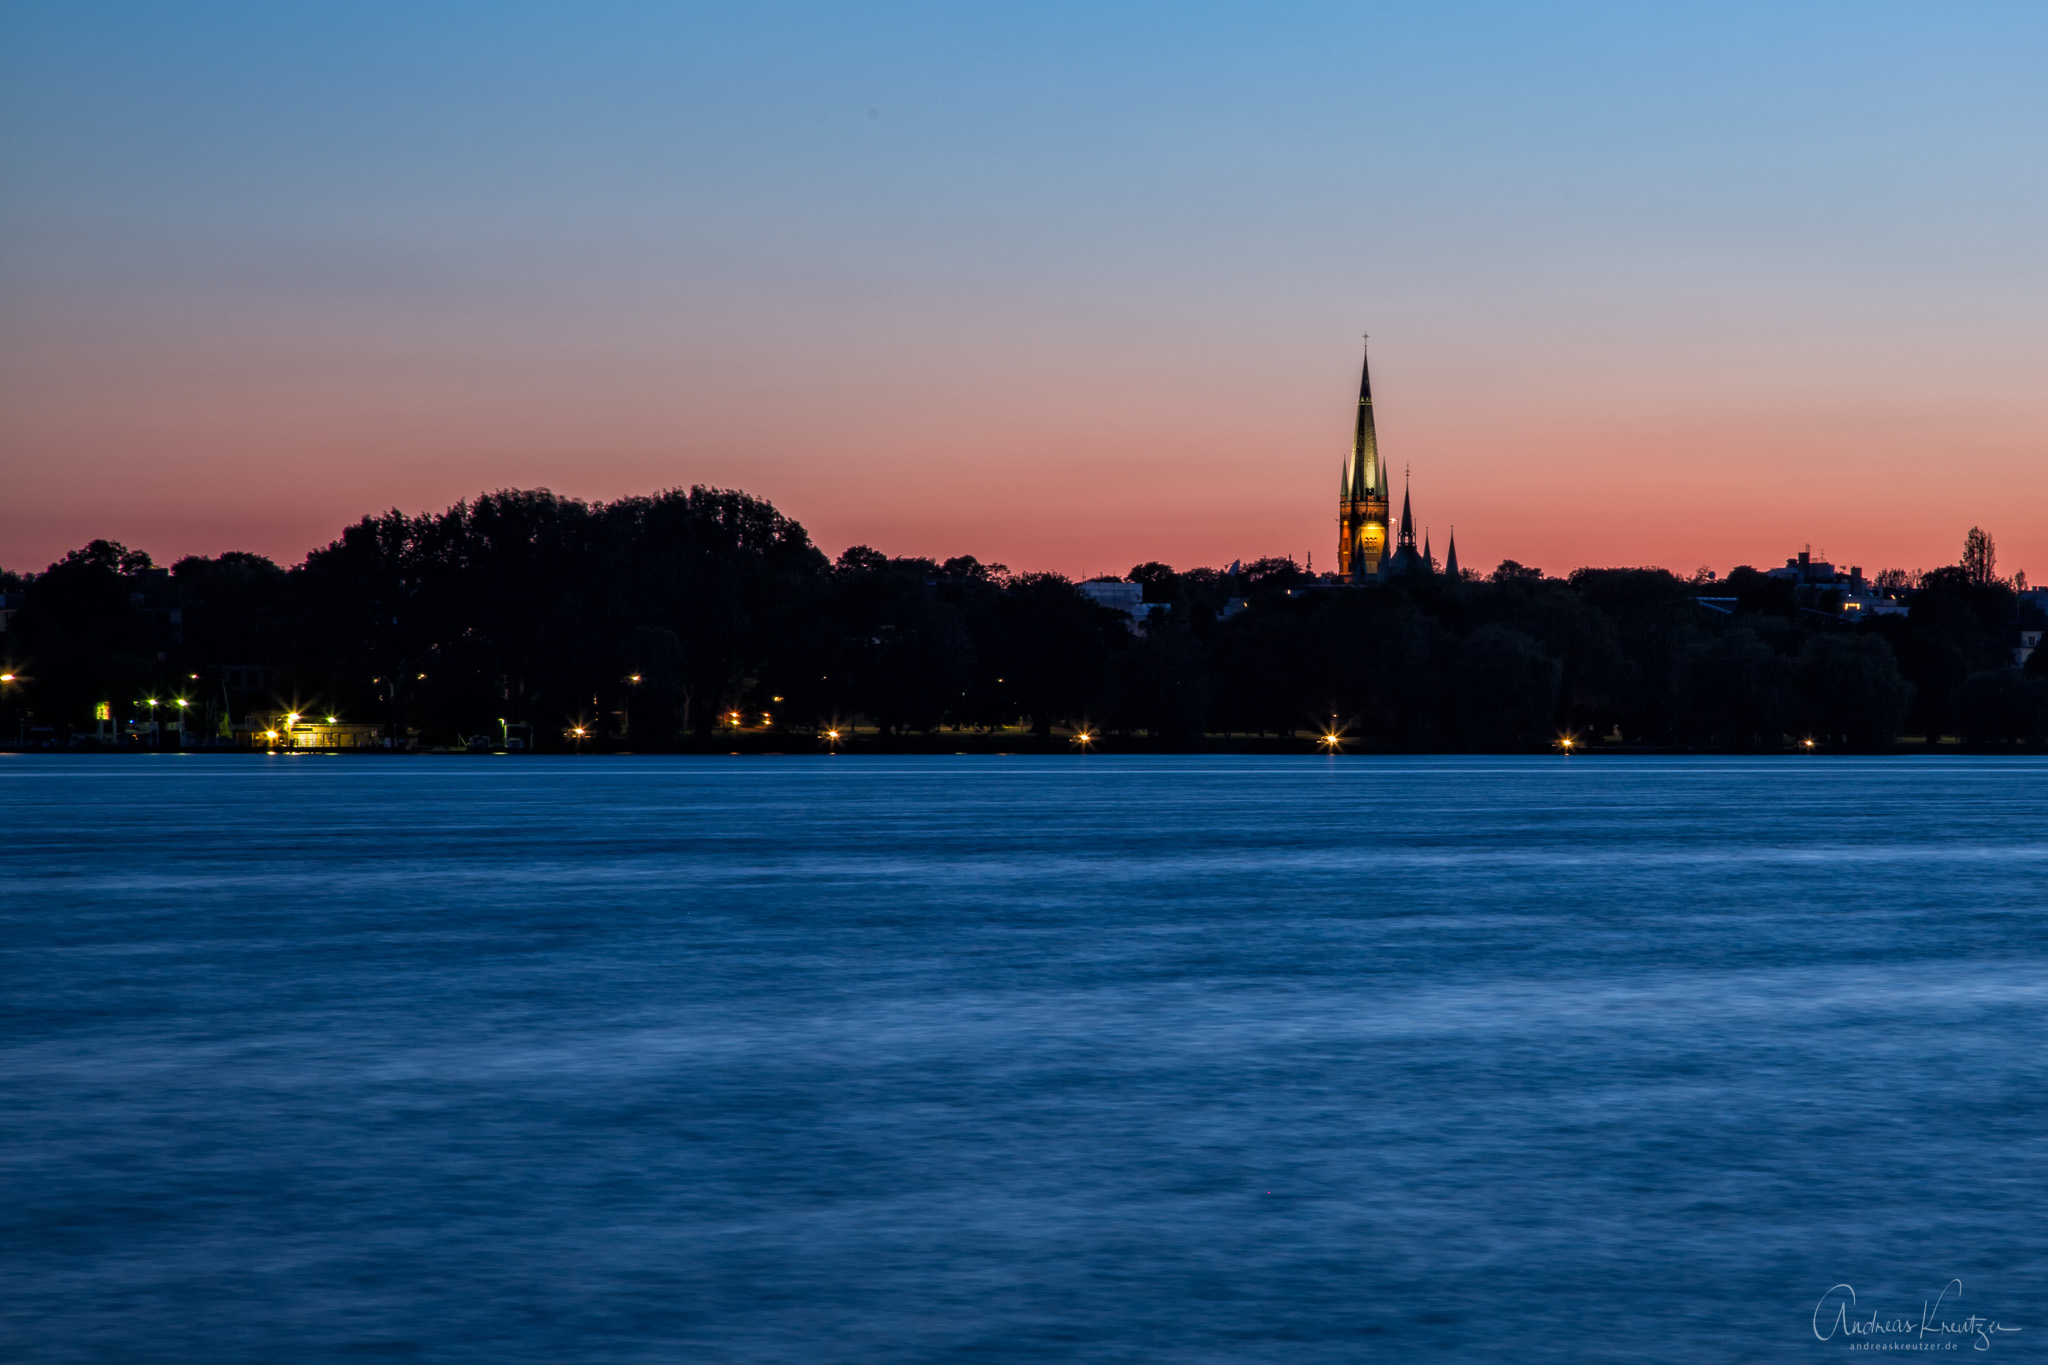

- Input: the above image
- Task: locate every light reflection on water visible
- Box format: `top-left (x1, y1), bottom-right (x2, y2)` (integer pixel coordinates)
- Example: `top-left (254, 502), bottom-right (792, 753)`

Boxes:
top-left (4, 755), bottom-right (2045, 1362)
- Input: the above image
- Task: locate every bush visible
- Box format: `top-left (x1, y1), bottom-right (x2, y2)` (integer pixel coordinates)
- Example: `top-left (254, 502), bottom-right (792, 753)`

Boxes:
top-left (1795, 634), bottom-right (1912, 747)
top-left (1953, 669), bottom-right (2048, 746)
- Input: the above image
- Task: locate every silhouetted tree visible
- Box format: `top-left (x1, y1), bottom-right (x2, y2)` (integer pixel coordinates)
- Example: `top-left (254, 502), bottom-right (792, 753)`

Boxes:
top-left (1678, 628), bottom-right (1795, 748)
top-left (13, 486), bottom-right (2032, 753)
top-left (1104, 623), bottom-right (1210, 742)
top-left (1127, 562), bottom-right (1180, 604)
top-left (1952, 669), bottom-right (2047, 746)
top-left (1457, 624), bottom-right (1562, 749)
top-left (1794, 634), bottom-right (1912, 747)
top-left (1961, 527), bottom-right (1998, 588)
top-left (1724, 566), bottom-right (1797, 620)
top-left (979, 574), bottom-right (1123, 738)
top-left (1239, 556), bottom-right (1306, 592)
top-left (11, 541), bottom-right (161, 733)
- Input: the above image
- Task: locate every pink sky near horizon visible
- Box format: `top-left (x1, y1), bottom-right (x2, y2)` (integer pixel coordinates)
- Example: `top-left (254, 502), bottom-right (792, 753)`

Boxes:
top-left (4, 315), bottom-right (2042, 586)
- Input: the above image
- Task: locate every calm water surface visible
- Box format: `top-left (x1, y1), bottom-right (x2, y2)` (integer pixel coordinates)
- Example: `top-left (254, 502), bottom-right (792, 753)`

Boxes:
top-left (4, 755), bottom-right (2045, 1362)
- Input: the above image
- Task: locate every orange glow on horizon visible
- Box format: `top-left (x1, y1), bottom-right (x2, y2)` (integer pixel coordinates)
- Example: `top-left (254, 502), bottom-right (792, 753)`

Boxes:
top-left (2, 339), bottom-right (2041, 583)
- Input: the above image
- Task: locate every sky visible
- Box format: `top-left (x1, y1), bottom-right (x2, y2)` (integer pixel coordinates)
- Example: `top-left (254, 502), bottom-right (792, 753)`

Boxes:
top-left (2, 1), bottom-right (2044, 582)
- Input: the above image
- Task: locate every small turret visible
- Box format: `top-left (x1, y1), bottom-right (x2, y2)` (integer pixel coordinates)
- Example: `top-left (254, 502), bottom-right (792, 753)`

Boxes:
top-left (1382, 469), bottom-right (1430, 580)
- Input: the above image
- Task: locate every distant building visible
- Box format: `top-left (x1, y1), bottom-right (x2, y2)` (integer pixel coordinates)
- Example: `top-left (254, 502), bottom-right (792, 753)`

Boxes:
top-left (245, 711), bottom-right (386, 750)
top-left (2016, 590), bottom-right (2046, 666)
top-left (1336, 339), bottom-right (1391, 580)
top-left (1766, 548), bottom-right (1864, 591)
top-left (1335, 336), bottom-right (1454, 584)
top-left (1381, 480), bottom-right (1431, 581)
top-left (218, 664), bottom-right (267, 694)
top-left (1078, 580), bottom-right (1149, 629)
top-left (1768, 547), bottom-right (1903, 618)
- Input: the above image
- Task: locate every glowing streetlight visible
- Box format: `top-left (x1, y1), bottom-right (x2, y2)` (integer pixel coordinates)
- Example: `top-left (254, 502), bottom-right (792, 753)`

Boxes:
top-left (1802, 738), bottom-right (1816, 750)
top-left (0, 673), bottom-right (14, 682)
top-left (1073, 730), bottom-right (1094, 748)
top-left (1319, 731), bottom-right (1343, 751)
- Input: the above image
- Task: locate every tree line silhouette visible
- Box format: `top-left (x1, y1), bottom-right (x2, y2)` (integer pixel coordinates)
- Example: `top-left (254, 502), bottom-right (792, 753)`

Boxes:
top-left (3, 486), bottom-right (2044, 750)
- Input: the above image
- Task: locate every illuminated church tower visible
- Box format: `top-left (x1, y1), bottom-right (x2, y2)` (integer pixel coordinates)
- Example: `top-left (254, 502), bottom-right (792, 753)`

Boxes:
top-left (1336, 338), bottom-right (1391, 579)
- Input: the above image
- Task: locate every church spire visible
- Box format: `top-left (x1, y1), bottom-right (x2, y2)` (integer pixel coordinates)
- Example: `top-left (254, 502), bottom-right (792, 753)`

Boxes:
top-left (1348, 340), bottom-right (1379, 509)
top-left (1423, 528), bottom-right (1433, 572)
top-left (1398, 469), bottom-right (1416, 548)
top-left (1336, 334), bottom-right (1391, 580)
top-left (1445, 526), bottom-right (1460, 580)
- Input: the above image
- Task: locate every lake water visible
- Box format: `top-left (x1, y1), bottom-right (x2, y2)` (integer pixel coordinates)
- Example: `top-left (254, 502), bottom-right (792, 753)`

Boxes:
top-left (4, 755), bottom-right (2045, 1362)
